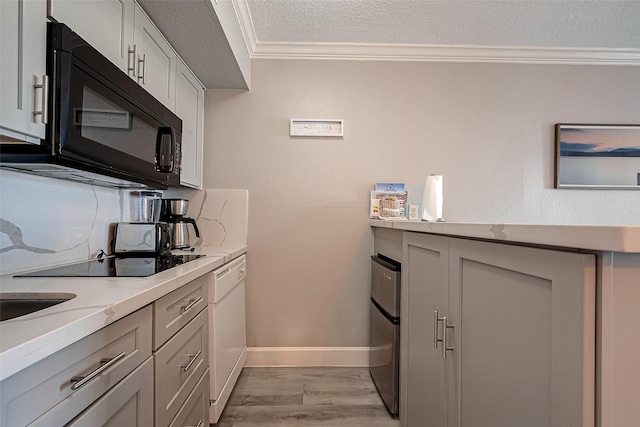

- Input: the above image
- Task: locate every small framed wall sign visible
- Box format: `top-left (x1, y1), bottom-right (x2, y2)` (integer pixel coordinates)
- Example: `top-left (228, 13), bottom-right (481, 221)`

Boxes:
top-left (555, 124), bottom-right (640, 189)
top-left (290, 119), bottom-right (344, 137)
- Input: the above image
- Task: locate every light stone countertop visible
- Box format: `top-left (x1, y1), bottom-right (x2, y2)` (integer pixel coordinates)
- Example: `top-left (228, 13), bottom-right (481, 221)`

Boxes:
top-left (371, 219), bottom-right (640, 253)
top-left (0, 245), bottom-right (246, 382)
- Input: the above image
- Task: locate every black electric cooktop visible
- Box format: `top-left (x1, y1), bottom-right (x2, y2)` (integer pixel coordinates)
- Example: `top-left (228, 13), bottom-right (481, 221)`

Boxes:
top-left (15, 254), bottom-right (205, 278)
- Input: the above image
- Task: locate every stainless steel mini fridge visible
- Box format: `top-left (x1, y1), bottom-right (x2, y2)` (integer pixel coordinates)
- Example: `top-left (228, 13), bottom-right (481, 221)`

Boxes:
top-left (369, 253), bottom-right (401, 416)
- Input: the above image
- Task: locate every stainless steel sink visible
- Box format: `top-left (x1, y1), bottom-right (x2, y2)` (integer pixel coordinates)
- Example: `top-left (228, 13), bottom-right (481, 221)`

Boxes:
top-left (0, 293), bottom-right (77, 322)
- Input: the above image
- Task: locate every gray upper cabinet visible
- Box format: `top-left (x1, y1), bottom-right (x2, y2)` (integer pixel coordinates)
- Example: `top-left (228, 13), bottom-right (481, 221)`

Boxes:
top-left (49, 0), bottom-right (176, 110)
top-left (0, 0), bottom-right (48, 143)
top-left (176, 59), bottom-right (204, 189)
top-left (401, 232), bottom-right (596, 427)
top-left (132, 5), bottom-right (176, 110)
top-left (47, 0), bottom-right (204, 187)
top-left (48, 0), bottom-right (135, 73)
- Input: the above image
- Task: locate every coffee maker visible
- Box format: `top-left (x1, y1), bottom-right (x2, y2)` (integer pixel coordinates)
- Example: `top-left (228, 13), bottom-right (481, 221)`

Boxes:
top-left (160, 199), bottom-right (200, 249)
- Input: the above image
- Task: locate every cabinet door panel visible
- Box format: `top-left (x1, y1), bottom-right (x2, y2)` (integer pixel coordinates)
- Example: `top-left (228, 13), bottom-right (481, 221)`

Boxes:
top-left (449, 239), bottom-right (595, 427)
top-left (402, 232), bottom-right (449, 427)
top-left (176, 60), bottom-right (204, 188)
top-left (0, 0), bottom-right (47, 141)
top-left (153, 273), bottom-right (208, 350)
top-left (169, 370), bottom-right (210, 427)
top-left (0, 306), bottom-right (152, 427)
top-left (65, 357), bottom-right (153, 427)
top-left (155, 307), bottom-right (209, 427)
top-left (48, 0), bottom-right (134, 73)
top-left (134, 7), bottom-right (176, 110)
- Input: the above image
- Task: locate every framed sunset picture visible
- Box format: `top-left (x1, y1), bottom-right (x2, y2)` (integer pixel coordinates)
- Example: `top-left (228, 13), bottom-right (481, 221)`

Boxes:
top-left (555, 124), bottom-right (640, 189)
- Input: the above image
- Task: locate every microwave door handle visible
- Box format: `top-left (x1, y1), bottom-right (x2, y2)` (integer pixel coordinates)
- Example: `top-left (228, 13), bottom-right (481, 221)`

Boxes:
top-left (155, 127), bottom-right (174, 173)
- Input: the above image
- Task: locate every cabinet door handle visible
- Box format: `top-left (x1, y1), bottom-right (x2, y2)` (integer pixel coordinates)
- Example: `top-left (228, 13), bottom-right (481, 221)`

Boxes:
top-left (442, 317), bottom-right (455, 359)
top-left (127, 44), bottom-right (137, 77)
top-left (137, 53), bottom-right (146, 84)
top-left (434, 310), bottom-right (443, 349)
top-left (70, 351), bottom-right (126, 390)
top-left (180, 297), bottom-right (202, 314)
top-left (186, 421), bottom-right (204, 427)
top-left (32, 75), bottom-right (48, 124)
top-left (182, 349), bottom-right (202, 372)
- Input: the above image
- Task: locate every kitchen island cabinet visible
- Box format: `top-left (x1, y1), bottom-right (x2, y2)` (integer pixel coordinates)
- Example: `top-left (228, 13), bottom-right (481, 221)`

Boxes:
top-left (402, 232), bottom-right (595, 427)
top-left (373, 221), bottom-right (640, 427)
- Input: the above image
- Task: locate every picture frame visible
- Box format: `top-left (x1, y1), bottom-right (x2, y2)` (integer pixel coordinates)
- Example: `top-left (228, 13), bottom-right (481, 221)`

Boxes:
top-left (555, 124), bottom-right (640, 189)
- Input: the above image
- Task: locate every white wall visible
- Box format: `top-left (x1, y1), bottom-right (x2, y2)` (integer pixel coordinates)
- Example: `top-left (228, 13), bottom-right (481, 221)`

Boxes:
top-left (204, 59), bottom-right (640, 349)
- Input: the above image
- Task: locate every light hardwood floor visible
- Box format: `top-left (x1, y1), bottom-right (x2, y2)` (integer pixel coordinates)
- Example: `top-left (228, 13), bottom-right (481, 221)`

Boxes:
top-left (213, 367), bottom-right (401, 427)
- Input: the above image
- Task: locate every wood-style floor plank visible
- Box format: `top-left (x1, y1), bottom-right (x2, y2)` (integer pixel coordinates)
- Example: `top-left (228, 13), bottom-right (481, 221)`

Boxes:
top-left (214, 367), bottom-right (400, 427)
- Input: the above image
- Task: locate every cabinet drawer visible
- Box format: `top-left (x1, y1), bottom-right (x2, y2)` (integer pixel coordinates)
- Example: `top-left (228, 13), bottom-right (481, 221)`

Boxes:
top-left (0, 306), bottom-right (152, 427)
top-left (169, 369), bottom-right (210, 427)
top-left (155, 307), bottom-right (209, 426)
top-left (154, 273), bottom-right (208, 350)
top-left (66, 356), bottom-right (154, 427)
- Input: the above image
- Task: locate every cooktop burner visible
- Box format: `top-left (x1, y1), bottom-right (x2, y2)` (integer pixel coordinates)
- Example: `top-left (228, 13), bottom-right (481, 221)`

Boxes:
top-left (15, 254), bottom-right (205, 278)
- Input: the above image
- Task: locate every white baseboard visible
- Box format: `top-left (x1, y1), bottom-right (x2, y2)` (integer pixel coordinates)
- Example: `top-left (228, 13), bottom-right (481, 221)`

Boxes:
top-left (245, 346), bottom-right (370, 367)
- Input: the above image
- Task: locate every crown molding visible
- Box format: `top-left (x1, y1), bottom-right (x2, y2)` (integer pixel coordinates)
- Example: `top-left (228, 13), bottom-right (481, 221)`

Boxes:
top-left (232, 0), bottom-right (258, 55)
top-left (250, 42), bottom-right (640, 65)
top-left (234, 0), bottom-right (640, 65)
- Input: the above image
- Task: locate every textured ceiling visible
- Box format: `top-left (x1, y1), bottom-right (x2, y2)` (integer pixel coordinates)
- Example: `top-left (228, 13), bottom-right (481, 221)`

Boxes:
top-left (247, 0), bottom-right (640, 48)
top-left (138, 0), bottom-right (640, 89)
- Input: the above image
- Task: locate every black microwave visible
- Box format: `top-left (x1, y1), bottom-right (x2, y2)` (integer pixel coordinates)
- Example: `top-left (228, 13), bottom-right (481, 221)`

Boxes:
top-left (0, 22), bottom-right (181, 189)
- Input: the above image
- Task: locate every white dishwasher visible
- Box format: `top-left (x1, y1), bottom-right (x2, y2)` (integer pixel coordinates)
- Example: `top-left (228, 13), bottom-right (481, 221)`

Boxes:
top-left (209, 254), bottom-right (247, 423)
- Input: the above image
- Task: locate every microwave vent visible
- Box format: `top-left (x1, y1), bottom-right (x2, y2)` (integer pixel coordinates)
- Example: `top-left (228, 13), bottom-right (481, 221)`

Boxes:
top-left (0, 163), bottom-right (151, 189)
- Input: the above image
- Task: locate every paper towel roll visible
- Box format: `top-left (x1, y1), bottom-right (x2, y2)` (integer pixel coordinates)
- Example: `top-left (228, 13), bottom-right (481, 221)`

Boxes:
top-left (421, 175), bottom-right (443, 222)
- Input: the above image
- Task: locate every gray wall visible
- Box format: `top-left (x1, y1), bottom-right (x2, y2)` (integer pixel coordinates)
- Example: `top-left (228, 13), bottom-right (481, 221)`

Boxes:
top-left (204, 59), bottom-right (640, 348)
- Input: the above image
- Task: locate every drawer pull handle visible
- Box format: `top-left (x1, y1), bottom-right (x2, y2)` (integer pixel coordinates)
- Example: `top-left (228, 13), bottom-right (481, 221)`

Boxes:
top-left (186, 421), bottom-right (204, 427)
top-left (180, 297), bottom-right (202, 314)
top-left (183, 349), bottom-right (202, 372)
top-left (70, 352), bottom-right (126, 390)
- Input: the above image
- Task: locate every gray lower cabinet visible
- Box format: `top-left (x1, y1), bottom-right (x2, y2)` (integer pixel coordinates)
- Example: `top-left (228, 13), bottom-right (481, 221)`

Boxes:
top-left (401, 233), bottom-right (449, 427)
top-left (154, 304), bottom-right (209, 427)
top-left (153, 273), bottom-right (208, 350)
top-left (402, 232), bottom-right (596, 427)
top-left (0, 305), bottom-right (152, 427)
top-left (66, 357), bottom-right (154, 426)
top-left (169, 369), bottom-right (210, 427)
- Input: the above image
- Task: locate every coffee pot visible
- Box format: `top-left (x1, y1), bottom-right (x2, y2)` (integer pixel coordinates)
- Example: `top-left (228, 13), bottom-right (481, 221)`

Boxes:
top-left (160, 199), bottom-right (200, 249)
